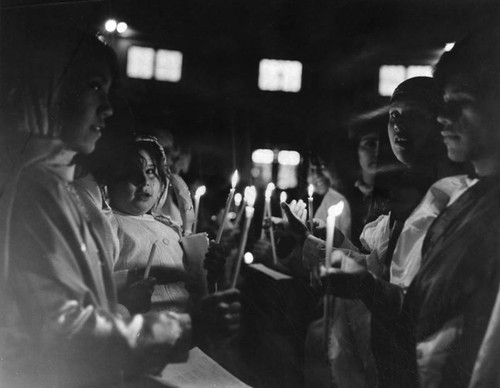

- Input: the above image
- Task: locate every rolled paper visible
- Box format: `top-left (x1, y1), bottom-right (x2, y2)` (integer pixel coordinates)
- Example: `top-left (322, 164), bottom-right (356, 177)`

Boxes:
top-left (230, 186), bottom-right (256, 289)
top-left (143, 241), bottom-right (158, 279)
top-left (193, 185), bottom-right (206, 234)
top-left (215, 170), bottom-right (239, 243)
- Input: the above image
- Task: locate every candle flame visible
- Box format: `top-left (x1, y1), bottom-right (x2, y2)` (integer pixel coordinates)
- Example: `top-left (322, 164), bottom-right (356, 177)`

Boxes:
top-left (265, 182), bottom-right (275, 199)
top-left (308, 184), bottom-right (314, 198)
top-left (280, 191), bottom-right (287, 203)
top-left (244, 185), bottom-right (257, 207)
top-left (328, 201), bottom-right (345, 217)
top-left (234, 192), bottom-right (243, 207)
top-left (195, 185), bottom-right (206, 198)
top-left (231, 170), bottom-right (239, 188)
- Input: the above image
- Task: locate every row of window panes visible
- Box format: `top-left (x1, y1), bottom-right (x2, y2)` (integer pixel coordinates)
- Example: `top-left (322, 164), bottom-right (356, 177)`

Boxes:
top-left (128, 45), bottom-right (432, 96)
top-left (127, 46), bottom-right (302, 91)
top-left (251, 149), bottom-right (301, 166)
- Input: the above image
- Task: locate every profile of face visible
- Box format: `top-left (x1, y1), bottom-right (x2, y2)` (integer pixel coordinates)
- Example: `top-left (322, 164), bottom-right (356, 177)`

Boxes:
top-left (437, 75), bottom-right (500, 164)
top-left (58, 56), bottom-right (114, 154)
top-left (108, 149), bottom-right (163, 216)
top-left (388, 99), bottom-right (436, 167)
top-left (357, 133), bottom-right (379, 174)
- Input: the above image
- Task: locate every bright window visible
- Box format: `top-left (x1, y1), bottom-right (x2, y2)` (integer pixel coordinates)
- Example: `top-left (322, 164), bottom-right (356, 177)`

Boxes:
top-left (258, 59), bottom-right (302, 92)
top-left (277, 150), bottom-right (300, 166)
top-left (127, 46), bottom-right (155, 79)
top-left (378, 65), bottom-right (433, 96)
top-left (252, 149), bottom-right (275, 164)
top-left (127, 46), bottom-right (183, 82)
top-left (155, 49), bottom-right (183, 82)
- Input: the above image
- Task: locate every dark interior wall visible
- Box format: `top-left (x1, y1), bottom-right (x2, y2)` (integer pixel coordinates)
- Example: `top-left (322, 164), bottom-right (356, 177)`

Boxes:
top-left (2, 0), bottom-right (500, 189)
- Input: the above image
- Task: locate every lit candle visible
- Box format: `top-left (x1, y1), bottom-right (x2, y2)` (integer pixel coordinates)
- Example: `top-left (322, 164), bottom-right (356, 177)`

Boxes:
top-left (280, 191), bottom-right (287, 220)
top-left (261, 182), bottom-right (275, 238)
top-left (193, 185), bottom-right (206, 234)
top-left (324, 201), bottom-right (345, 343)
top-left (234, 192), bottom-right (243, 208)
top-left (231, 186), bottom-right (256, 289)
top-left (325, 201), bottom-right (344, 266)
top-left (265, 183), bottom-right (277, 265)
top-left (234, 186), bottom-right (248, 225)
top-left (308, 184), bottom-right (314, 234)
top-left (215, 170), bottom-right (239, 243)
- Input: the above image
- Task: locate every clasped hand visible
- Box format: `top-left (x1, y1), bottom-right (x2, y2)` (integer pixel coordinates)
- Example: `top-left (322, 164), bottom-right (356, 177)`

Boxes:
top-left (194, 288), bottom-right (241, 342)
top-left (204, 240), bottom-right (226, 285)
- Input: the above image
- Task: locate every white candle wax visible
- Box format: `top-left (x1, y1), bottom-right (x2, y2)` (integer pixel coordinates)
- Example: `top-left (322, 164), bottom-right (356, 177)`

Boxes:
top-left (308, 184), bottom-right (314, 234)
top-left (231, 187), bottom-right (256, 289)
top-left (193, 185), bottom-right (206, 234)
top-left (215, 170), bottom-right (239, 243)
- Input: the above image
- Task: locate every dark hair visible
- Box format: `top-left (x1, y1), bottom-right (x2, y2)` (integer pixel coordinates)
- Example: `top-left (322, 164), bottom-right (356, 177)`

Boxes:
top-left (390, 77), bottom-right (443, 114)
top-left (89, 135), bottom-right (169, 193)
top-left (434, 27), bottom-right (500, 99)
top-left (2, 30), bottom-right (119, 137)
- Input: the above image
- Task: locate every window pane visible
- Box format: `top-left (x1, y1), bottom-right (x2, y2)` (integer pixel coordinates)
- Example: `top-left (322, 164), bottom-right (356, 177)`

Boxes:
top-left (258, 59), bottom-right (302, 92)
top-left (378, 65), bottom-right (405, 96)
top-left (155, 49), bottom-right (183, 82)
top-left (127, 46), bottom-right (155, 79)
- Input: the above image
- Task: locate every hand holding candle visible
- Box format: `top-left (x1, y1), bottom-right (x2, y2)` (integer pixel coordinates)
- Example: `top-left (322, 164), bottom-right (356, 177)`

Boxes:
top-left (216, 170), bottom-right (239, 243)
top-left (230, 186), bottom-right (256, 289)
top-left (323, 201), bottom-right (345, 344)
top-left (193, 185), bottom-right (206, 234)
top-left (307, 183), bottom-right (314, 234)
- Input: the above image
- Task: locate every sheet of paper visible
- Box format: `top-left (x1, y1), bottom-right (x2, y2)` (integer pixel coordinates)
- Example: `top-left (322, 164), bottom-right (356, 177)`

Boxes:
top-left (155, 347), bottom-right (251, 388)
top-left (249, 263), bottom-right (293, 281)
top-left (180, 233), bottom-right (209, 296)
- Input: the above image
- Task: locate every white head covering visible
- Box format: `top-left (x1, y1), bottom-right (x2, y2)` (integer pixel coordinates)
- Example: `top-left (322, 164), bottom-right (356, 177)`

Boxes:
top-left (0, 30), bottom-right (113, 285)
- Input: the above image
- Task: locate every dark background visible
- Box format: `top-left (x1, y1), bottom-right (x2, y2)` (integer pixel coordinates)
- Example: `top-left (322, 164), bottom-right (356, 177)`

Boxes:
top-left (2, 0), bottom-right (500, 191)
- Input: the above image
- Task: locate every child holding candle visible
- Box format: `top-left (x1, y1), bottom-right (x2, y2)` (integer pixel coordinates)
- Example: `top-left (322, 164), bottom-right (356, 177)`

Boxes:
top-left (97, 136), bottom-right (226, 314)
top-left (0, 28), bottom-right (240, 387)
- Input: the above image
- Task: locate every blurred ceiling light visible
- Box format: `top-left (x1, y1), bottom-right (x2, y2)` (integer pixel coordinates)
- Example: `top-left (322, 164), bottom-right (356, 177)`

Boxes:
top-left (258, 59), bottom-right (302, 92)
top-left (127, 46), bottom-right (155, 79)
top-left (278, 150), bottom-right (300, 166)
top-left (252, 149), bottom-right (274, 164)
top-left (104, 19), bottom-right (117, 32)
top-left (244, 252), bottom-right (254, 264)
top-left (116, 22), bottom-right (128, 34)
top-left (444, 42), bottom-right (455, 52)
top-left (155, 49), bottom-right (183, 82)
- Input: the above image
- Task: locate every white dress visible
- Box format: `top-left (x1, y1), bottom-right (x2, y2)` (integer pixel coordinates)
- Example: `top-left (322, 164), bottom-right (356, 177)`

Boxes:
top-left (112, 212), bottom-right (191, 313)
